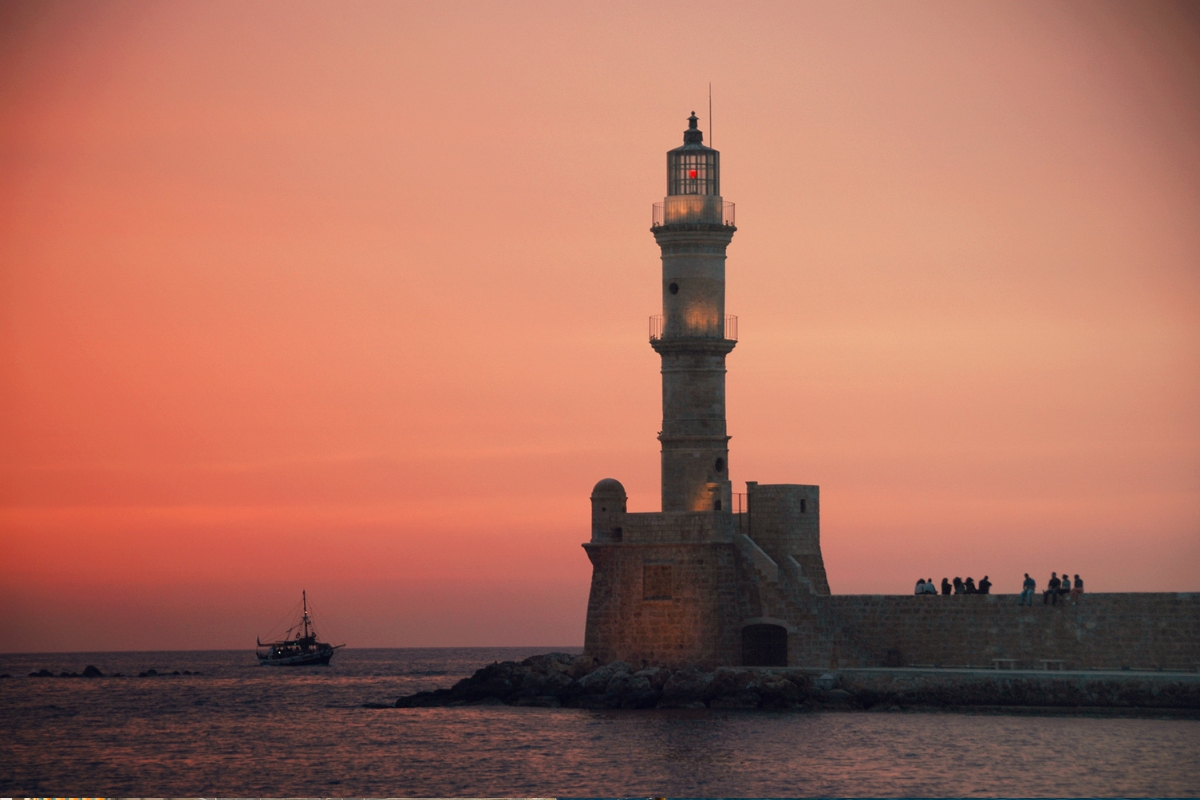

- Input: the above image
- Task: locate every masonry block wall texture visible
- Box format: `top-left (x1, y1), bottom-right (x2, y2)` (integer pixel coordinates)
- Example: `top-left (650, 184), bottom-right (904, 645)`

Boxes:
top-left (652, 234), bottom-right (736, 515)
top-left (583, 541), bottom-right (742, 668)
top-left (742, 483), bottom-right (829, 595)
top-left (581, 114), bottom-right (1200, 672)
top-left (799, 593), bottom-right (1200, 671)
top-left (584, 493), bottom-right (1200, 669)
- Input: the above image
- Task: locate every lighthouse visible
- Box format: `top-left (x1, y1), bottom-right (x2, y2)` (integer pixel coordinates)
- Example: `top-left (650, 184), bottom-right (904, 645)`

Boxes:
top-left (582, 113), bottom-right (827, 671)
top-left (651, 112), bottom-right (738, 514)
top-left (575, 114), bottom-right (1191, 677)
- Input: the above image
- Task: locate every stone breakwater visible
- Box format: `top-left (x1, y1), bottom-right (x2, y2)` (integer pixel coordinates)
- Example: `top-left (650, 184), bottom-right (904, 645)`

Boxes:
top-left (389, 653), bottom-right (1200, 712)
top-left (15, 665), bottom-right (202, 678)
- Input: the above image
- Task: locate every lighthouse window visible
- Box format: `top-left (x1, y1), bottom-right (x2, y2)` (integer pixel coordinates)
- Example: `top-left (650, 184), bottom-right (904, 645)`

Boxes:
top-left (667, 149), bottom-right (720, 196)
top-left (715, 457), bottom-right (725, 472)
top-left (800, 499), bottom-right (807, 513)
top-left (669, 282), bottom-right (679, 295)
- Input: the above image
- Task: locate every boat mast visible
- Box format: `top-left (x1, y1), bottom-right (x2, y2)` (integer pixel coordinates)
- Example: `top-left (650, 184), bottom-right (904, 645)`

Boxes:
top-left (302, 590), bottom-right (310, 640)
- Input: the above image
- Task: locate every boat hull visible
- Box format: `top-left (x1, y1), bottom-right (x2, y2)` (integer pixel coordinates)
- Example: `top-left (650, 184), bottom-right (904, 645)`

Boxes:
top-left (257, 649), bottom-right (335, 666)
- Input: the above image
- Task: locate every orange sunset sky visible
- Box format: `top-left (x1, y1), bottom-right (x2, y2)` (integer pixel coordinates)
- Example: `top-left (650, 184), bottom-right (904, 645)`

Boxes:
top-left (2, 1), bottom-right (1198, 652)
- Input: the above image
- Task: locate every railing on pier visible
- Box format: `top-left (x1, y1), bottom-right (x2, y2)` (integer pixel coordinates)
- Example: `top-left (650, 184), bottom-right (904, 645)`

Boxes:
top-left (652, 199), bottom-right (735, 228)
top-left (649, 314), bottom-right (738, 342)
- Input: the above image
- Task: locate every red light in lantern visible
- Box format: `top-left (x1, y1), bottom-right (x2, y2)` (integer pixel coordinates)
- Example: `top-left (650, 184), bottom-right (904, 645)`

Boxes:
top-left (689, 170), bottom-right (697, 179)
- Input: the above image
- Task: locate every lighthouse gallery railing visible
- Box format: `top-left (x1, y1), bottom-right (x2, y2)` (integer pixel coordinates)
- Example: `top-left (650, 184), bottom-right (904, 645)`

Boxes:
top-left (650, 314), bottom-right (737, 342)
top-left (652, 199), bottom-right (735, 228)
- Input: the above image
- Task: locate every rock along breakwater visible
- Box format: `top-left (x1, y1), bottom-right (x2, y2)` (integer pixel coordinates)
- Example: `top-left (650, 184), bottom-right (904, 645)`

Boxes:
top-left (388, 652), bottom-right (1200, 713)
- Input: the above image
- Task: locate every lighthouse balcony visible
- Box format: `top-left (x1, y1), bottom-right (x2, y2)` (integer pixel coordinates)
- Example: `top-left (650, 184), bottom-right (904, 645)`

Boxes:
top-left (650, 314), bottom-right (737, 342)
top-left (652, 198), bottom-right (735, 228)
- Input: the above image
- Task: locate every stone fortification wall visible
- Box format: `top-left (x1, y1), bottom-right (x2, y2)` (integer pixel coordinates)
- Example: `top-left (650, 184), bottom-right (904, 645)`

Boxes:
top-left (584, 487), bottom-right (1198, 674)
top-left (621, 511), bottom-right (734, 544)
top-left (791, 592), bottom-right (1200, 671)
top-left (582, 541), bottom-right (743, 669)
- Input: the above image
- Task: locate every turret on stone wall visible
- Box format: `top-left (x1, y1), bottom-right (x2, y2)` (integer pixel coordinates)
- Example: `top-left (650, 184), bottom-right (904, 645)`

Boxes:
top-left (590, 478), bottom-right (627, 543)
top-left (746, 483), bottom-right (830, 594)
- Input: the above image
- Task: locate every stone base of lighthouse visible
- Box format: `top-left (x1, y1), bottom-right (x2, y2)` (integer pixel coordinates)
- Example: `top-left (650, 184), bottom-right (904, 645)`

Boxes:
top-left (581, 481), bottom-right (1200, 673)
top-left (584, 481), bottom-right (829, 670)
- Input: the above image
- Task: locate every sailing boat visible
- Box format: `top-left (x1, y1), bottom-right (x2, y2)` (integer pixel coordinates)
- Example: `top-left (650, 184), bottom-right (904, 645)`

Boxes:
top-left (256, 590), bottom-right (344, 666)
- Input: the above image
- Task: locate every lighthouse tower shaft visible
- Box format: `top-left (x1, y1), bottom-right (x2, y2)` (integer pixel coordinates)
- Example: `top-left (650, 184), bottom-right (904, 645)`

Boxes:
top-left (651, 113), bottom-right (736, 513)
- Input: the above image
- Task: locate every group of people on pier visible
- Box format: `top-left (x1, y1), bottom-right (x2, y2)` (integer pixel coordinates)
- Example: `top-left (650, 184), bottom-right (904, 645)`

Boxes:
top-left (913, 576), bottom-right (992, 595)
top-left (913, 573), bottom-right (1085, 603)
top-left (1018, 572), bottom-right (1084, 606)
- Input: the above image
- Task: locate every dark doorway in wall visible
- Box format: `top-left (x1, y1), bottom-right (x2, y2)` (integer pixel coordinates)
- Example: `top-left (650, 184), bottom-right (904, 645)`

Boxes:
top-left (742, 624), bottom-right (787, 667)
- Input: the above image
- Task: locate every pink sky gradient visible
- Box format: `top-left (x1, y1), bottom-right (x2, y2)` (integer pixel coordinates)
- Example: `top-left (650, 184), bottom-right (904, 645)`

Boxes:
top-left (2, 1), bottom-right (1198, 652)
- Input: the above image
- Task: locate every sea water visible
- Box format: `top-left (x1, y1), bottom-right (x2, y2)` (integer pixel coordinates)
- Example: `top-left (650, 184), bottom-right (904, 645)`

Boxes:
top-left (2, 647), bottom-right (1198, 797)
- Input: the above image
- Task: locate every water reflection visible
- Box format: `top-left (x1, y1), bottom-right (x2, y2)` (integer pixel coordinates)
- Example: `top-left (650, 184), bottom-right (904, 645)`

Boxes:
top-left (1, 648), bottom-right (1197, 797)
